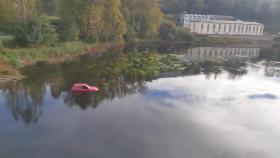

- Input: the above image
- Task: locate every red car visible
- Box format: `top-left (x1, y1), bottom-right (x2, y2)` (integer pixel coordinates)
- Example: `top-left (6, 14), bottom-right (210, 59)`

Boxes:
top-left (71, 83), bottom-right (99, 93)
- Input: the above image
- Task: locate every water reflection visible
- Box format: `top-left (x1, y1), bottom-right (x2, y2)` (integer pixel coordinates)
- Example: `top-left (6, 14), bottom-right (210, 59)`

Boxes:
top-left (180, 47), bottom-right (260, 62)
top-left (1, 45), bottom-right (280, 158)
top-left (248, 94), bottom-right (278, 100)
top-left (1, 45), bottom-right (280, 125)
top-left (1, 83), bottom-right (44, 124)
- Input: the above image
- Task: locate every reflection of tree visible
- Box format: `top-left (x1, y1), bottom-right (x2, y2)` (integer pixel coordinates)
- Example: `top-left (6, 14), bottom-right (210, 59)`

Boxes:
top-left (223, 59), bottom-right (247, 79)
top-left (264, 67), bottom-right (280, 77)
top-left (2, 83), bottom-right (44, 125)
top-left (16, 51), bottom-right (157, 112)
top-left (1, 45), bottom-right (255, 124)
top-left (178, 59), bottom-right (248, 79)
top-left (256, 48), bottom-right (280, 77)
top-left (259, 48), bottom-right (280, 62)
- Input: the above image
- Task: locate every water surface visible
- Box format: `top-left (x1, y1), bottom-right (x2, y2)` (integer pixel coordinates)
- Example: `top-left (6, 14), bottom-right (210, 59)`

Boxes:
top-left (1, 45), bottom-right (280, 158)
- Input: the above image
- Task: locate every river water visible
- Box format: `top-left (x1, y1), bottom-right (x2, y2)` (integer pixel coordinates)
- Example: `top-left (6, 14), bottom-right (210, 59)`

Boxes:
top-left (1, 44), bottom-right (280, 158)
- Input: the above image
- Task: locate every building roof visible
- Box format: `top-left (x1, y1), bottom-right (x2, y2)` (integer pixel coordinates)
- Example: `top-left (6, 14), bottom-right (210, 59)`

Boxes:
top-left (191, 20), bottom-right (263, 25)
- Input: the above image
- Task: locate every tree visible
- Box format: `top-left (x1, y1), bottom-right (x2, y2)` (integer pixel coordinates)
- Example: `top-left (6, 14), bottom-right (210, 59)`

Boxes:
top-left (41, 0), bottom-right (59, 16)
top-left (122, 0), bottom-right (163, 38)
top-left (99, 0), bottom-right (127, 42)
top-left (15, 17), bottom-right (58, 47)
top-left (59, 0), bottom-right (127, 42)
top-left (160, 0), bottom-right (206, 14)
top-left (159, 20), bottom-right (177, 40)
top-left (0, 0), bottom-right (39, 25)
top-left (255, 2), bottom-right (274, 24)
top-left (233, 0), bottom-right (259, 20)
top-left (205, 0), bottom-right (235, 15)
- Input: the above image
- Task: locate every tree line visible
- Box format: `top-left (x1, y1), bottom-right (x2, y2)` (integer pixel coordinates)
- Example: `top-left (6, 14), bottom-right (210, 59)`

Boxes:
top-left (161, 0), bottom-right (280, 26)
top-left (2, 0), bottom-right (278, 47)
top-left (1, 0), bottom-right (185, 47)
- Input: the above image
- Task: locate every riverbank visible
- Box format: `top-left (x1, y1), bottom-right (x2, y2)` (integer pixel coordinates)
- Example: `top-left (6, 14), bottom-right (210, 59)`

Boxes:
top-left (0, 41), bottom-right (126, 81)
top-left (1, 41), bottom-right (125, 65)
top-left (0, 36), bottom-right (276, 82)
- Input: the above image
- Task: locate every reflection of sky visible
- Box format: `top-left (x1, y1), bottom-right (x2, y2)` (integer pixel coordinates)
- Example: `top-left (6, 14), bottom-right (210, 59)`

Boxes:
top-left (144, 89), bottom-right (201, 106)
top-left (248, 94), bottom-right (278, 100)
top-left (1, 65), bottom-right (280, 158)
top-left (140, 66), bottom-right (280, 158)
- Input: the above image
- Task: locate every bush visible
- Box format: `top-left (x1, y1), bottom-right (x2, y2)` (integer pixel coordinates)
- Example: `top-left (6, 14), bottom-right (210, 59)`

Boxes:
top-left (14, 17), bottom-right (58, 47)
top-left (159, 20), bottom-right (193, 42)
top-left (175, 28), bottom-right (193, 41)
top-left (8, 53), bottom-right (20, 67)
top-left (41, 17), bottom-right (59, 46)
top-left (159, 20), bottom-right (177, 41)
top-left (124, 26), bottom-right (138, 42)
top-left (58, 18), bottom-right (80, 42)
top-left (0, 43), bottom-right (3, 52)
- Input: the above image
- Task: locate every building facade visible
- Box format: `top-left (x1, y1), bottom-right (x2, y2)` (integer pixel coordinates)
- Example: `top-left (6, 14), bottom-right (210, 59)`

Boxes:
top-left (178, 47), bottom-right (260, 62)
top-left (180, 13), bottom-right (234, 27)
top-left (180, 12), bottom-right (264, 36)
top-left (190, 20), bottom-right (264, 35)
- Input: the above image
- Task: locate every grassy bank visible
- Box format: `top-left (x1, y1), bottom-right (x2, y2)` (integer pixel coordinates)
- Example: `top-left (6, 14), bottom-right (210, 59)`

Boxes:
top-left (0, 38), bottom-right (124, 81)
top-left (1, 41), bottom-right (124, 66)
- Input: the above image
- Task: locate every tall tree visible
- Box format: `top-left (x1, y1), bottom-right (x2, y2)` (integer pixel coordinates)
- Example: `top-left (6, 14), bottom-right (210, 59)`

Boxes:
top-left (255, 2), bottom-right (274, 23)
top-left (59, 0), bottom-right (127, 42)
top-left (233, 0), bottom-right (259, 20)
top-left (41, 0), bottom-right (59, 16)
top-left (100, 0), bottom-right (127, 41)
top-left (122, 0), bottom-right (163, 38)
top-left (0, 0), bottom-right (39, 24)
top-left (205, 0), bottom-right (235, 15)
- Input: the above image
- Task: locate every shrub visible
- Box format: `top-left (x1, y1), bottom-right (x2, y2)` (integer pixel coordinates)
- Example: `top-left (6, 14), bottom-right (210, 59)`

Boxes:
top-left (159, 20), bottom-right (177, 41)
top-left (14, 17), bottom-right (58, 47)
top-left (8, 53), bottom-right (20, 67)
top-left (58, 18), bottom-right (80, 42)
top-left (41, 17), bottom-right (59, 46)
top-left (0, 39), bottom-right (3, 51)
top-left (159, 20), bottom-right (193, 42)
top-left (124, 26), bottom-right (138, 42)
top-left (175, 28), bottom-right (193, 41)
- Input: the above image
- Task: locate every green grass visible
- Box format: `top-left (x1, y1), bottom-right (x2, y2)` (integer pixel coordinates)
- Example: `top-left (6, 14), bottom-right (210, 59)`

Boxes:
top-left (0, 39), bottom-right (122, 80)
top-left (0, 40), bottom-right (122, 66)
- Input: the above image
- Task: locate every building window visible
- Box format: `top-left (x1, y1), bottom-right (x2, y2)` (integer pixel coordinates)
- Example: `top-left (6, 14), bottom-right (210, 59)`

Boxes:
top-left (193, 24), bottom-right (195, 31)
top-left (207, 24), bottom-right (210, 32)
top-left (213, 24), bottom-right (216, 32)
top-left (224, 25), bottom-right (226, 32)
top-left (201, 24), bottom-right (204, 31)
top-left (241, 25), bottom-right (244, 33)
top-left (233, 25), bottom-right (236, 33)
top-left (218, 24), bottom-right (221, 32)
top-left (253, 26), bottom-right (255, 33)
top-left (229, 25), bottom-right (232, 32)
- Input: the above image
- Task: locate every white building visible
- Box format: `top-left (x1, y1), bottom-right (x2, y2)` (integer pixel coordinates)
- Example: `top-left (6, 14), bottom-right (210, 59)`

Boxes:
top-left (180, 13), bottom-right (264, 36)
top-left (178, 47), bottom-right (260, 62)
top-left (190, 20), bottom-right (264, 35)
top-left (180, 13), bottom-right (234, 27)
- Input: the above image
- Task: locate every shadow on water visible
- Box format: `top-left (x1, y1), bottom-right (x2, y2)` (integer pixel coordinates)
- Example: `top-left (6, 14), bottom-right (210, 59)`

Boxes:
top-left (1, 44), bottom-right (280, 124)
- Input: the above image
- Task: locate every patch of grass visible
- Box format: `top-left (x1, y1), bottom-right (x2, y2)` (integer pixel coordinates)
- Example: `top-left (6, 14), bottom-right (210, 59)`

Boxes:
top-left (1, 41), bottom-right (123, 65)
top-left (8, 53), bottom-right (20, 67)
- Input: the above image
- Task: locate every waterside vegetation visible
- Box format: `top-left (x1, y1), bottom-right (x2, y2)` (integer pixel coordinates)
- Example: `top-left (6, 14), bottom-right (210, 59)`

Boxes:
top-left (0, 0), bottom-right (195, 78)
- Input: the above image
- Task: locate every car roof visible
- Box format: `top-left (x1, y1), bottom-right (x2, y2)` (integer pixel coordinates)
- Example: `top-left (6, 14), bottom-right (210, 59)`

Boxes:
top-left (73, 83), bottom-right (90, 87)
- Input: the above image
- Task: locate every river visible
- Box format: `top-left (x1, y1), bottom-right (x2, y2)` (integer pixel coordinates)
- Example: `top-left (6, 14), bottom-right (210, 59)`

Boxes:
top-left (1, 44), bottom-right (280, 158)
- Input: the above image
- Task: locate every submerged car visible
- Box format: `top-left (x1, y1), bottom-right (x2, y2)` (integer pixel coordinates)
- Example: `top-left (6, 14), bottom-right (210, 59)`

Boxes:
top-left (71, 83), bottom-right (99, 93)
